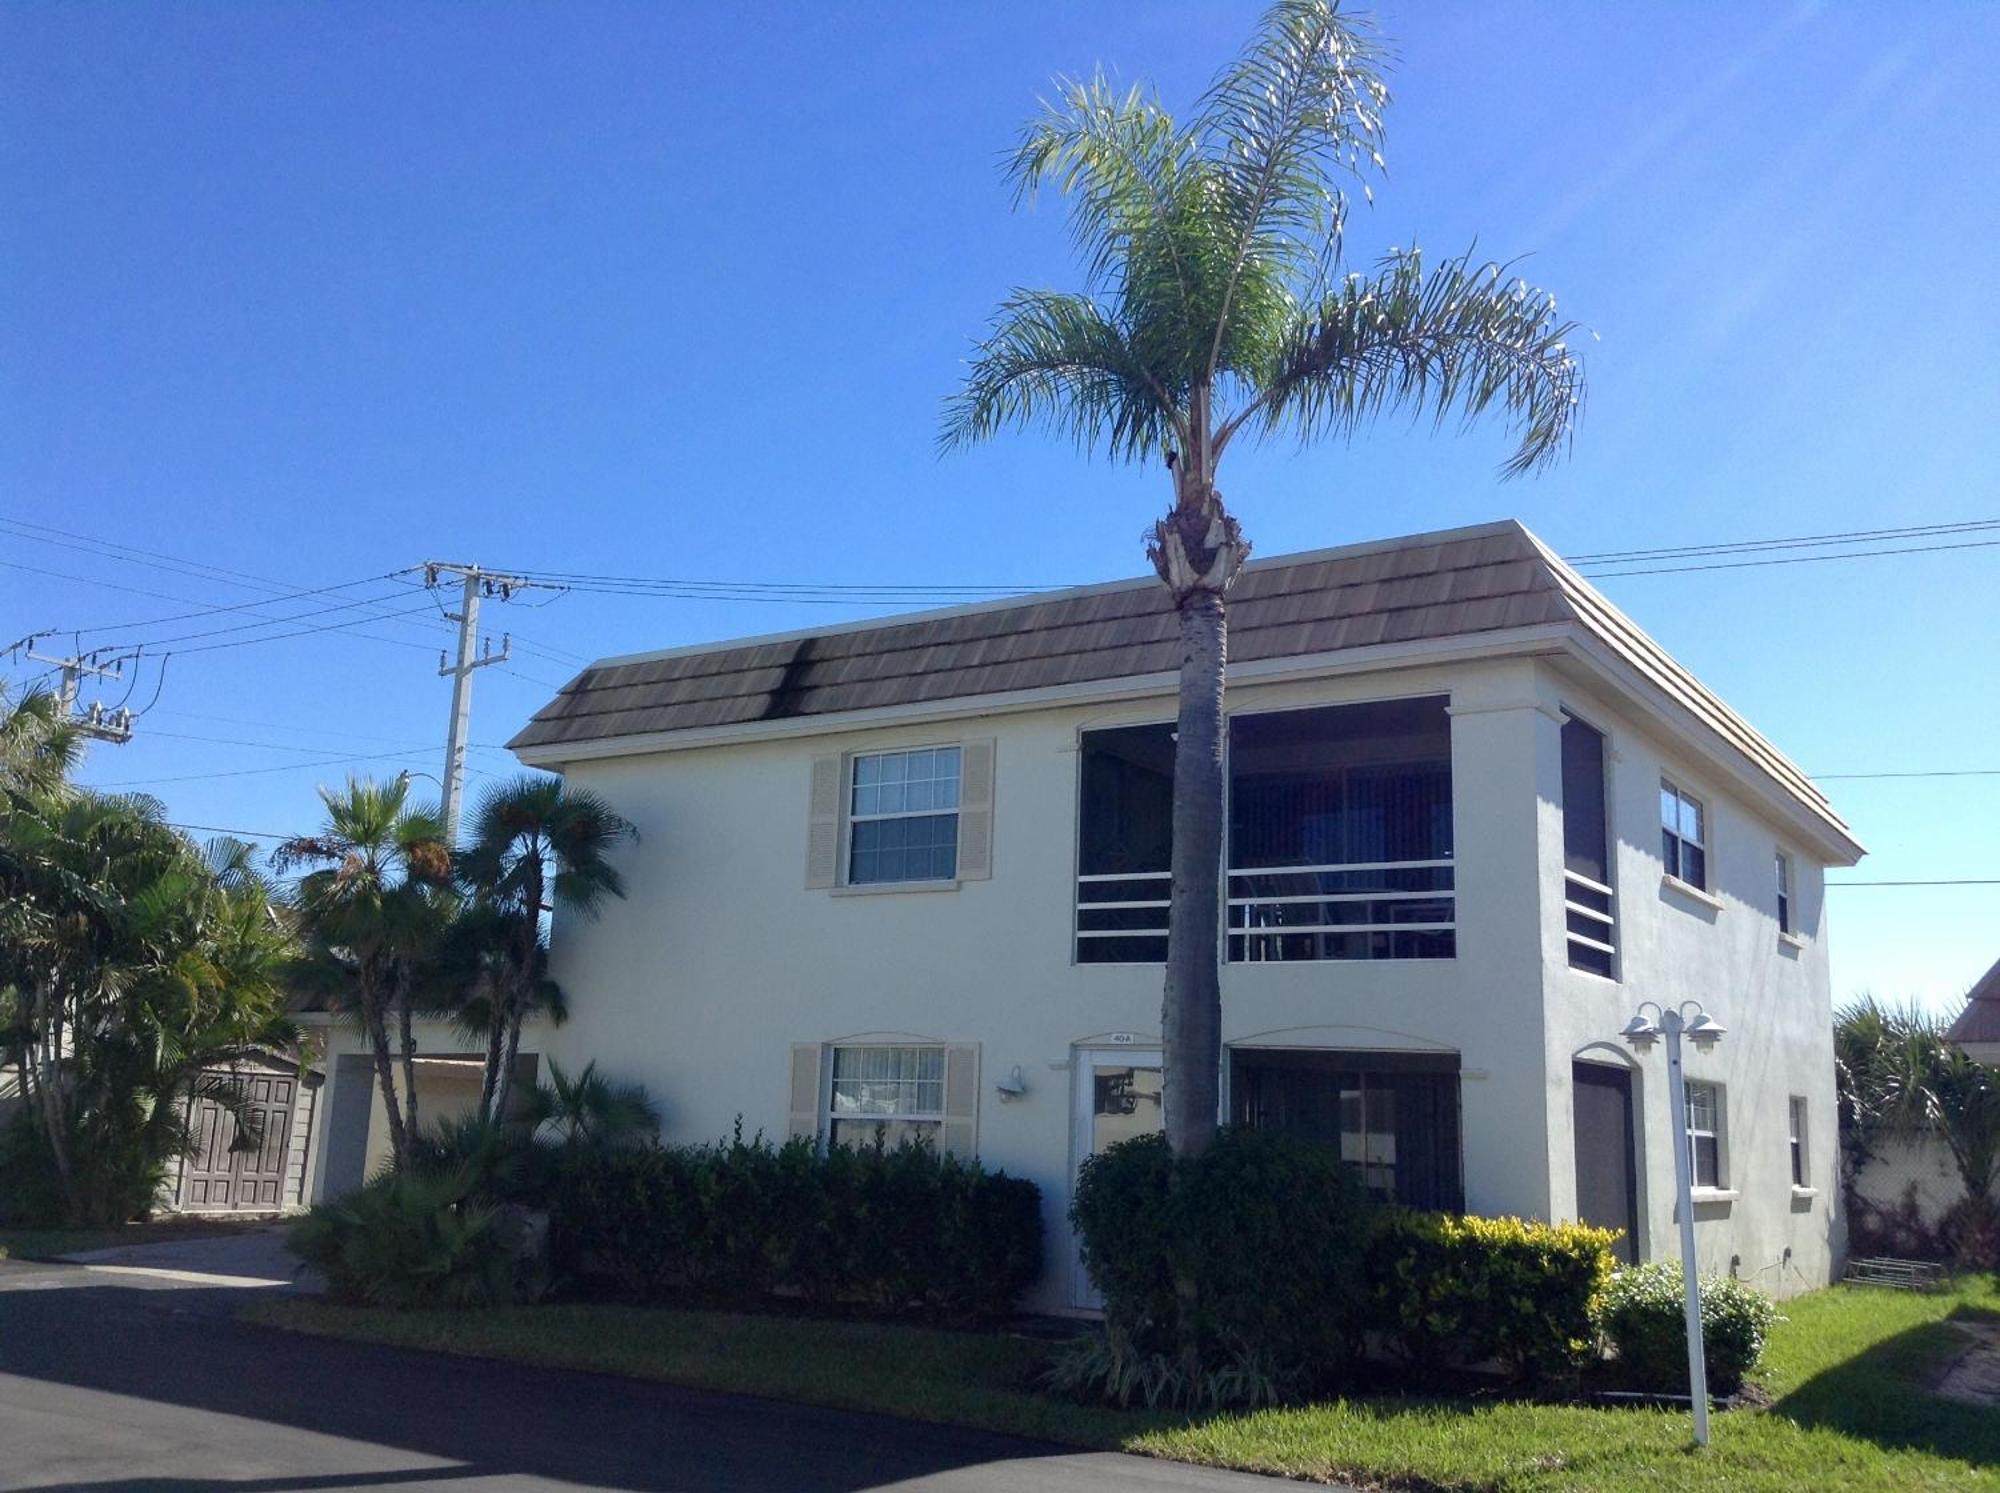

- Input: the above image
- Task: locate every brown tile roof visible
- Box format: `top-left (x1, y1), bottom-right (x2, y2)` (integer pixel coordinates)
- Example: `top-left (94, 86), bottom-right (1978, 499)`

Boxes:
top-left (510, 523), bottom-right (1564, 749)
top-left (506, 518), bottom-right (1855, 852)
top-left (1947, 958), bottom-right (2000, 1046)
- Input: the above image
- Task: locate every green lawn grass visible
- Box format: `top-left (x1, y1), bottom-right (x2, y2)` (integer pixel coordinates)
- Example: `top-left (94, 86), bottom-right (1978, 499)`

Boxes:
top-left (246, 1276), bottom-right (2000, 1492)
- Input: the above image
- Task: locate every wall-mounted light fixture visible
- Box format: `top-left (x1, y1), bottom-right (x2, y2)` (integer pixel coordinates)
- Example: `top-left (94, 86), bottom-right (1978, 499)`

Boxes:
top-left (995, 1064), bottom-right (1028, 1102)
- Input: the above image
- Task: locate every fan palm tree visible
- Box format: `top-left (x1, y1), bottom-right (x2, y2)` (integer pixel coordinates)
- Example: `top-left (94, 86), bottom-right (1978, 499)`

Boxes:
top-left (277, 776), bottom-right (452, 1170)
top-left (453, 775), bottom-right (634, 1125)
top-left (944, 0), bottom-right (1584, 1155)
top-left (1, 781), bottom-right (294, 1223)
top-left (0, 683), bottom-right (81, 799)
top-left (1838, 996), bottom-right (1999, 1218)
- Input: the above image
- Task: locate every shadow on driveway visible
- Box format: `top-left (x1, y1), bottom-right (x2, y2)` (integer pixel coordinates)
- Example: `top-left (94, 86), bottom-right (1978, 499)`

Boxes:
top-left (0, 1273), bottom-right (1276, 1492)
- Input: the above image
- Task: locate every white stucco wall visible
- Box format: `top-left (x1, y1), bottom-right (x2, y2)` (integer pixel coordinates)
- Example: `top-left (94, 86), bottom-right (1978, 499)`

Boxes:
top-left (1536, 662), bottom-right (1842, 1296)
top-left (537, 651), bottom-right (1848, 1307)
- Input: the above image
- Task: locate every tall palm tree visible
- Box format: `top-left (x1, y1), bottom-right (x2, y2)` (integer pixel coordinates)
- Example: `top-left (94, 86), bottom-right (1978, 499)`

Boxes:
top-left (453, 774), bottom-right (634, 1125)
top-left (944, 0), bottom-right (1584, 1155)
top-left (277, 777), bottom-right (452, 1170)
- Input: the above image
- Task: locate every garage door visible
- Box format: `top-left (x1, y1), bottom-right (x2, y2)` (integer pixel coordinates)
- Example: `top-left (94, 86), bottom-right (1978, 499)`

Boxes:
top-left (180, 1073), bottom-right (296, 1211)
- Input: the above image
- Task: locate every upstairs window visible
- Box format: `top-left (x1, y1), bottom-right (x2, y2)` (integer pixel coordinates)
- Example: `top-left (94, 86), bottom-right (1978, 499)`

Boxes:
top-left (1660, 779), bottom-right (1707, 890)
top-left (1685, 1079), bottom-right (1724, 1189)
top-left (1788, 1095), bottom-right (1809, 1187)
top-left (1561, 714), bottom-right (1616, 977)
top-left (1775, 851), bottom-right (1794, 935)
top-left (1074, 723), bottom-right (1175, 964)
top-left (1228, 696), bottom-right (1455, 962)
top-left (848, 747), bottom-right (961, 884)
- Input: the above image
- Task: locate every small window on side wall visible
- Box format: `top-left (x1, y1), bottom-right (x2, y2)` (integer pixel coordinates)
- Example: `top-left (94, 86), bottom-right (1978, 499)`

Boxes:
top-left (1685, 1079), bottom-right (1724, 1189)
top-left (1660, 779), bottom-right (1707, 890)
top-left (1788, 1095), bottom-right (1809, 1187)
top-left (1775, 850), bottom-right (1794, 935)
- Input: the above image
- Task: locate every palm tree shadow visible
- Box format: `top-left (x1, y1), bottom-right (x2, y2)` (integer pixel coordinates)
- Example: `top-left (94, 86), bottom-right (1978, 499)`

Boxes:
top-left (1772, 1305), bottom-right (2000, 1469)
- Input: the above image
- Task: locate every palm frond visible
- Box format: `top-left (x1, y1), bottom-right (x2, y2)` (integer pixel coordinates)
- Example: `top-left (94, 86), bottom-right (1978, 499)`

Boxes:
top-left (941, 289), bottom-right (1178, 460)
top-left (1247, 247), bottom-right (1584, 477)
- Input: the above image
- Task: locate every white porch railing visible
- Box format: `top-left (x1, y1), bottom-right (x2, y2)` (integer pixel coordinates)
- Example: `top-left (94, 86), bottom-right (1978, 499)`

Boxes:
top-left (1075, 858), bottom-right (1456, 961)
top-left (1563, 868), bottom-right (1616, 970)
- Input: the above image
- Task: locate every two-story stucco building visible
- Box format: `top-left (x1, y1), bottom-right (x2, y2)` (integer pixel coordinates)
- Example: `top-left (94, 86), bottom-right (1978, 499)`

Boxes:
top-left (304, 519), bottom-right (1864, 1307)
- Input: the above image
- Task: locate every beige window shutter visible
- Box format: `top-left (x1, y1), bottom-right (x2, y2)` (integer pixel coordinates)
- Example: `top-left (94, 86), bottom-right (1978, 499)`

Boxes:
top-left (940, 1043), bottom-right (980, 1158)
top-left (787, 1043), bottom-right (824, 1145)
top-left (955, 737), bottom-right (996, 881)
top-left (805, 754), bottom-right (844, 889)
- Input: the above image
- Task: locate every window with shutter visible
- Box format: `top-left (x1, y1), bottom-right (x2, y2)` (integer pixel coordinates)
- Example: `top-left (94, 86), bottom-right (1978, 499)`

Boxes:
top-left (807, 740), bottom-right (994, 889)
top-left (814, 1041), bottom-right (979, 1158)
top-left (788, 1043), bottom-right (824, 1143)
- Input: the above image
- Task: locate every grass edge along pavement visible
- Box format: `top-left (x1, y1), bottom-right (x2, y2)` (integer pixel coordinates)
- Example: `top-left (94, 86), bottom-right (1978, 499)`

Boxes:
top-left (244, 1276), bottom-right (2000, 1492)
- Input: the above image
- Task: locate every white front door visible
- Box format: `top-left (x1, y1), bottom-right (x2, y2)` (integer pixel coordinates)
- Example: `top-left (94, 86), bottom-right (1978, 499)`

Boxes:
top-left (1069, 1045), bottom-right (1164, 1307)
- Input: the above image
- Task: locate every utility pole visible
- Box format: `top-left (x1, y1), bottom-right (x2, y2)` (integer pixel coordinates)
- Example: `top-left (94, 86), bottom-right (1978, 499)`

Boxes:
top-left (19, 641), bottom-right (137, 742)
top-left (424, 562), bottom-right (535, 842)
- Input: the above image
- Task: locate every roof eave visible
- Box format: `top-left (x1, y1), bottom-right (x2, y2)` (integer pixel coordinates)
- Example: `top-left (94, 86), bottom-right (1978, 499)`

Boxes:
top-left (510, 621), bottom-right (1576, 769)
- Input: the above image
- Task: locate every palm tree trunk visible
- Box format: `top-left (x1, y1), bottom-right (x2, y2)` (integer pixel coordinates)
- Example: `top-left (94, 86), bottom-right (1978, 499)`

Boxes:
top-left (478, 1000), bottom-right (506, 1126)
top-left (360, 983), bottom-right (410, 1171)
top-left (493, 992), bottom-right (523, 1125)
top-left (1162, 588), bottom-right (1228, 1158)
top-left (32, 1008), bottom-right (83, 1224)
top-left (395, 967), bottom-right (421, 1148)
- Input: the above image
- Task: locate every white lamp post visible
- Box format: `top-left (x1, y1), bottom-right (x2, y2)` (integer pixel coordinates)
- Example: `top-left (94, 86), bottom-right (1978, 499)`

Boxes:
top-left (1620, 999), bottom-right (1726, 1447)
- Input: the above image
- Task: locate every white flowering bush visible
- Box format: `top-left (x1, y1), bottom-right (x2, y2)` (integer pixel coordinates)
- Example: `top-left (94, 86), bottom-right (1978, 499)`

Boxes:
top-left (1594, 1262), bottom-right (1779, 1394)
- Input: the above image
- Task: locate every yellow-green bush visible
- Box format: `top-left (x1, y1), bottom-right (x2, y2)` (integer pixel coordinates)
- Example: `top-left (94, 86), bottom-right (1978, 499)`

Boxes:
top-left (1368, 1210), bottom-right (1620, 1383)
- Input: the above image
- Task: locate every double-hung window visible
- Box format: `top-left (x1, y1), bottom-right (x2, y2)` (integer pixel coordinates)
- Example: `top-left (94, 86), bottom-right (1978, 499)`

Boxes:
top-left (1775, 851), bottom-right (1794, 935)
top-left (1685, 1080), bottom-right (1724, 1189)
top-left (827, 1045), bottom-right (945, 1149)
top-left (1660, 779), bottom-right (1708, 890)
top-left (1788, 1095), bottom-right (1809, 1187)
top-left (848, 747), bottom-right (961, 884)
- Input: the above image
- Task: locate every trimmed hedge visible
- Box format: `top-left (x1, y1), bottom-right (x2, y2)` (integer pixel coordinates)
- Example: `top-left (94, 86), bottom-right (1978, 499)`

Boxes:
top-left (1068, 1128), bottom-right (1374, 1402)
top-left (1067, 1127), bottom-right (1626, 1405)
top-left (551, 1131), bottom-right (1042, 1324)
top-left (1594, 1261), bottom-right (1778, 1394)
top-left (1367, 1209), bottom-right (1619, 1382)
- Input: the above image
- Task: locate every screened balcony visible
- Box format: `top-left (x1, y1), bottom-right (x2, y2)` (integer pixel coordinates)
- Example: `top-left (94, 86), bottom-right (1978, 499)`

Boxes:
top-left (1075, 696), bottom-right (1456, 964)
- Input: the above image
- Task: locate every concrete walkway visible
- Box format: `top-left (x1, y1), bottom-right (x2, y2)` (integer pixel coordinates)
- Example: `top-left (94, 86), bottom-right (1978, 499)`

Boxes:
top-left (60, 1222), bottom-right (313, 1291)
top-left (0, 1254), bottom-right (1309, 1492)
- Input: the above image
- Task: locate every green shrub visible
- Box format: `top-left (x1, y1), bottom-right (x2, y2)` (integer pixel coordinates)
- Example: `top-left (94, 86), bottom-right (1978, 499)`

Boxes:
top-left (1594, 1261), bottom-right (1778, 1394)
top-left (550, 1129), bottom-right (1041, 1323)
top-left (1069, 1128), bottom-right (1374, 1405)
top-left (289, 1167), bottom-right (538, 1308)
top-left (1368, 1210), bottom-right (1619, 1383)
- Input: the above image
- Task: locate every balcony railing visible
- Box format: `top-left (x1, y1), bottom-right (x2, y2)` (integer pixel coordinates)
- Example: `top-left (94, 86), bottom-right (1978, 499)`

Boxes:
top-left (1230, 859), bottom-right (1455, 962)
top-left (1075, 858), bottom-right (1456, 963)
top-left (1563, 868), bottom-right (1616, 975)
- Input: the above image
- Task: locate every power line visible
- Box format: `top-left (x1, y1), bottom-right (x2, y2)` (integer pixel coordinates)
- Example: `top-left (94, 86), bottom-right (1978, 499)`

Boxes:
top-left (1830, 876), bottom-right (2000, 887)
top-left (1567, 517), bottom-right (2000, 564)
top-left (0, 558), bottom-right (447, 657)
top-left (1576, 536), bottom-right (2000, 580)
top-left (167, 820), bottom-right (309, 841)
top-left (1813, 769), bottom-right (2000, 781)
top-left (93, 746), bottom-right (438, 788)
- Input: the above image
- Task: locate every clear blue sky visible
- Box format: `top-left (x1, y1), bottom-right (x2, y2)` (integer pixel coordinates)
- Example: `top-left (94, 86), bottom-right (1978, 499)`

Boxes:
top-left (3, 2), bottom-right (1995, 1011)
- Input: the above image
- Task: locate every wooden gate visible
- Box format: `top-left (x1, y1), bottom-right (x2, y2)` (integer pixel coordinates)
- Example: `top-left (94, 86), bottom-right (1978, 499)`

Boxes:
top-left (178, 1070), bottom-right (296, 1211)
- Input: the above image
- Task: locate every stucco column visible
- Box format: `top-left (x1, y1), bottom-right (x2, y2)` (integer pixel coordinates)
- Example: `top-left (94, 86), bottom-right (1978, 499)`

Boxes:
top-left (1446, 662), bottom-right (1564, 1221)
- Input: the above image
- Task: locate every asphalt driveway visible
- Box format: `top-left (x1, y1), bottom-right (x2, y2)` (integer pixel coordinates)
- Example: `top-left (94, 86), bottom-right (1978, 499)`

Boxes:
top-left (0, 1254), bottom-right (1298, 1493)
